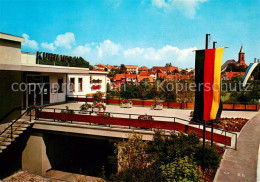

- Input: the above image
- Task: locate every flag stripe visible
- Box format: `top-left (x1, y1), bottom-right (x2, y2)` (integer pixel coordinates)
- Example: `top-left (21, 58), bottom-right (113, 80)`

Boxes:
top-left (203, 49), bottom-right (215, 121)
top-left (210, 48), bottom-right (224, 120)
top-left (193, 50), bottom-right (205, 121)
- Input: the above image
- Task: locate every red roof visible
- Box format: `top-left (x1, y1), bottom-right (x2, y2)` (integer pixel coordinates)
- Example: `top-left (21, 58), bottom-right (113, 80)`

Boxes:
top-left (222, 72), bottom-right (245, 79)
top-left (107, 65), bottom-right (116, 69)
top-left (125, 65), bottom-right (138, 69)
top-left (138, 66), bottom-right (148, 70)
top-left (140, 71), bottom-right (149, 76)
top-left (96, 64), bottom-right (106, 68)
top-left (152, 66), bottom-right (178, 72)
top-left (115, 73), bottom-right (137, 81)
top-left (137, 76), bottom-right (153, 83)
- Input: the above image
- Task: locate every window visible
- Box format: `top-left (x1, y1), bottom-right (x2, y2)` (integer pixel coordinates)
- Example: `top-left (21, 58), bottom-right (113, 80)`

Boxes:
top-left (70, 78), bottom-right (75, 92)
top-left (58, 78), bottom-right (63, 93)
top-left (78, 78), bottom-right (83, 92)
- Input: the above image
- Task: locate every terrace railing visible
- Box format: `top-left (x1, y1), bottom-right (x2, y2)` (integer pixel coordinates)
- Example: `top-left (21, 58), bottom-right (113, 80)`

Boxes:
top-left (65, 95), bottom-right (259, 111)
top-left (35, 108), bottom-right (237, 150)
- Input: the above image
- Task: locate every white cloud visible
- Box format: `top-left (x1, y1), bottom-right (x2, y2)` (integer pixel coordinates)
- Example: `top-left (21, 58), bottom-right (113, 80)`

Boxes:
top-left (54, 32), bottom-right (75, 49)
top-left (41, 42), bottom-right (56, 51)
top-left (22, 33), bottom-right (38, 49)
top-left (151, 0), bottom-right (169, 8)
top-left (151, 0), bottom-right (207, 18)
top-left (72, 44), bottom-right (91, 56)
top-left (96, 40), bottom-right (122, 58)
top-left (123, 45), bottom-right (197, 65)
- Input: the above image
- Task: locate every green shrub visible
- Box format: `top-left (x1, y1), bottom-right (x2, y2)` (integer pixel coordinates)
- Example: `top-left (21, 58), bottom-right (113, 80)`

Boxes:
top-left (161, 156), bottom-right (204, 182)
top-left (194, 143), bottom-right (222, 169)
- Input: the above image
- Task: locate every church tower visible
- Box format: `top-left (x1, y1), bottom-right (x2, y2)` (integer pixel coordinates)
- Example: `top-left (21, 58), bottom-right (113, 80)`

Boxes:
top-left (238, 45), bottom-right (247, 66)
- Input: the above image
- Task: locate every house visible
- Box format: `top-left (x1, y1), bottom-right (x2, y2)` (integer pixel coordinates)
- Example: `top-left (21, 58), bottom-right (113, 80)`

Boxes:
top-left (152, 66), bottom-right (178, 73)
top-left (125, 65), bottom-right (138, 74)
top-left (106, 65), bottom-right (116, 72)
top-left (137, 76), bottom-right (154, 83)
top-left (138, 66), bottom-right (148, 72)
top-left (222, 72), bottom-right (245, 80)
top-left (114, 73), bottom-right (137, 87)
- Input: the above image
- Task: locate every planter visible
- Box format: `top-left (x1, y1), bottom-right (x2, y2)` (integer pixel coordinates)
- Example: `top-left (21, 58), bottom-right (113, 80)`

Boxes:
top-left (121, 103), bottom-right (132, 108)
top-left (151, 104), bottom-right (163, 110)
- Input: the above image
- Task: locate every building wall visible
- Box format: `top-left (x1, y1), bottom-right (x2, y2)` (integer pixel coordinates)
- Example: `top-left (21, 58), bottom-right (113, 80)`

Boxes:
top-left (0, 70), bottom-right (22, 130)
top-left (0, 39), bottom-right (21, 65)
top-left (21, 52), bottom-right (36, 65)
top-left (47, 73), bottom-right (67, 104)
top-left (67, 74), bottom-right (107, 97)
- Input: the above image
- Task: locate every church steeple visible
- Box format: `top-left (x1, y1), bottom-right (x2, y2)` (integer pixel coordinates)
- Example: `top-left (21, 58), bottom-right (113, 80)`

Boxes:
top-left (238, 45), bottom-right (246, 67)
top-left (239, 45), bottom-right (244, 53)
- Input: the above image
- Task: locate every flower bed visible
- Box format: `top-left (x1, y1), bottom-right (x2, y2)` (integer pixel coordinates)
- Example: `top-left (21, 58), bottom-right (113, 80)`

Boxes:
top-left (190, 117), bottom-right (248, 132)
top-left (121, 99), bottom-right (132, 108)
top-left (151, 102), bottom-right (163, 110)
top-left (99, 112), bottom-right (111, 117)
top-left (138, 114), bottom-right (153, 120)
top-left (214, 118), bottom-right (248, 132)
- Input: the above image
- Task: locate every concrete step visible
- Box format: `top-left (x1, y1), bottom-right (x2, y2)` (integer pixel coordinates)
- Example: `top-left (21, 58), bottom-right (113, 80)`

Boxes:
top-left (0, 141), bottom-right (11, 146)
top-left (6, 130), bottom-right (23, 135)
top-left (16, 120), bottom-right (31, 124)
top-left (12, 123), bottom-right (30, 128)
top-left (0, 146), bottom-right (7, 150)
top-left (0, 137), bottom-right (13, 142)
top-left (7, 127), bottom-right (27, 131)
top-left (0, 134), bottom-right (19, 138)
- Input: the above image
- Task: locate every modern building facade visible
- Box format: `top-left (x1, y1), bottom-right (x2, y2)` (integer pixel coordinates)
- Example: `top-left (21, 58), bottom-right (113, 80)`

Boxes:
top-left (0, 32), bottom-right (107, 129)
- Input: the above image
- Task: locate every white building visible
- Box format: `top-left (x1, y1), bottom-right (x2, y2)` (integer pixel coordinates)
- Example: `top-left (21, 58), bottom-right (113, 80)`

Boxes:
top-left (0, 32), bottom-right (108, 112)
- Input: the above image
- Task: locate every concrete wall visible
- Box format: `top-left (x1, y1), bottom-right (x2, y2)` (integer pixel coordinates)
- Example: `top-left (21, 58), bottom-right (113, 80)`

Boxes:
top-left (0, 70), bottom-right (22, 130)
top-left (21, 52), bottom-right (36, 65)
top-left (22, 131), bottom-right (51, 176)
top-left (0, 39), bottom-right (21, 65)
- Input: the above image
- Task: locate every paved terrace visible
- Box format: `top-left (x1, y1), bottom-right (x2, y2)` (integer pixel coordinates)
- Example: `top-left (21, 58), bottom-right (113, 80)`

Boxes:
top-left (214, 112), bottom-right (260, 182)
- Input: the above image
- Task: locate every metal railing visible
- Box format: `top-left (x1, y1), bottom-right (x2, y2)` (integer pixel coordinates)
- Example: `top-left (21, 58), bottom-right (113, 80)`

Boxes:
top-left (0, 108), bottom-right (31, 140)
top-left (36, 107), bottom-right (237, 149)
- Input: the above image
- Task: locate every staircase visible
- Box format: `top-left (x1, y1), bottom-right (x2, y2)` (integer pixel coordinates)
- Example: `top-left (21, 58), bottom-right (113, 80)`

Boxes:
top-left (0, 110), bottom-right (34, 154)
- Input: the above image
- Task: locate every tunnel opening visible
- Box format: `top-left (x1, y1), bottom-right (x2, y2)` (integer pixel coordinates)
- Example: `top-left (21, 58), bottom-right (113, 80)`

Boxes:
top-left (45, 133), bottom-right (117, 178)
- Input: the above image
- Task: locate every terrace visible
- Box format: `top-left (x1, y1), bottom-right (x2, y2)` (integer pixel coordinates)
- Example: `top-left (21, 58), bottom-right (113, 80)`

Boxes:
top-left (34, 102), bottom-right (258, 149)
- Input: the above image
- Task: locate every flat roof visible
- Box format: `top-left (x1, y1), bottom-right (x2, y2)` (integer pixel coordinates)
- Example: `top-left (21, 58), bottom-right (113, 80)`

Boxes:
top-left (0, 63), bottom-right (108, 75)
top-left (0, 32), bottom-right (25, 43)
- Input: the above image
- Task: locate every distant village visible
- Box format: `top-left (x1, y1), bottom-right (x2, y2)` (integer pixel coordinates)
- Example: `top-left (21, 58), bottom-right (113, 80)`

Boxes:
top-left (93, 46), bottom-right (248, 90)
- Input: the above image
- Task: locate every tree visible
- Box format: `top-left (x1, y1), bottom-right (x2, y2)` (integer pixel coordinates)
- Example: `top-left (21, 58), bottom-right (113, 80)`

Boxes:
top-left (172, 69), bottom-right (179, 75)
top-left (161, 156), bottom-right (204, 182)
top-left (120, 84), bottom-right (135, 99)
top-left (120, 64), bottom-right (126, 72)
top-left (116, 132), bottom-right (149, 171)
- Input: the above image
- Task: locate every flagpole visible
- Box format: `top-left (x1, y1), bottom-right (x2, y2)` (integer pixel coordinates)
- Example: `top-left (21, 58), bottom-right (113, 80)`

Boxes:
top-left (202, 33), bottom-right (210, 172)
top-left (211, 41), bottom-right (217, 147)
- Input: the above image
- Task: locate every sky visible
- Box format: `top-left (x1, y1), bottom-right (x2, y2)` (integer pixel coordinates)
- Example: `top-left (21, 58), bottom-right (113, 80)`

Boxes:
top-left (0, 0), bottom-right (259, 68)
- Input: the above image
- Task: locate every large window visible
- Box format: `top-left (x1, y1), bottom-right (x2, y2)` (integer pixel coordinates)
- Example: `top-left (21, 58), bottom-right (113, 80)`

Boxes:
top-left (78, 78), bottom-right (83, 92)
top-left (70, 78), bottom-right (75, 92)
top-left (58, 78), bottom-right (63, 93)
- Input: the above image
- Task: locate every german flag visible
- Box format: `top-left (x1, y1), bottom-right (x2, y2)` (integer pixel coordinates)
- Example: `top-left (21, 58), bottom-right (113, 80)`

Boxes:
top-left (193, 48), bottom-right (224, 122)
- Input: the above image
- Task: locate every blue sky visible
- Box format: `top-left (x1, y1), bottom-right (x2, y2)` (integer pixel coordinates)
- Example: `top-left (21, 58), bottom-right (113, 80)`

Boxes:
top-left (0, 0), bottom-right (259, 68)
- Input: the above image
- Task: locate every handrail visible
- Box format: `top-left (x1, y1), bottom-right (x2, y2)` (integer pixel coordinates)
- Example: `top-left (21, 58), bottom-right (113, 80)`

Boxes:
top-left (0, 106), bottom-right (21, 123)
top-left (39, 107), bottom-right (237, 136)
top-left (0, 108), bottom-right (31, 139)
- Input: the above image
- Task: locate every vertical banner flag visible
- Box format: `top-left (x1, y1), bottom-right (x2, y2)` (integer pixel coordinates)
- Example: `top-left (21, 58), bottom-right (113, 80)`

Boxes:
top-left (193, 48), bottom-right (224, 121)
top-left (242, 62), bottom-right (259, 87)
